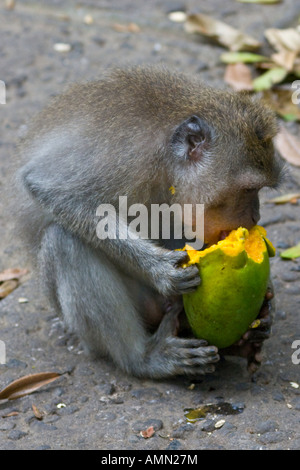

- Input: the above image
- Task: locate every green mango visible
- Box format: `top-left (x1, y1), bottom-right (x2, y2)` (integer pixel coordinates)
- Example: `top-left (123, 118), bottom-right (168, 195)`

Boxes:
top-left (183, 226), bottom-right (275, 349)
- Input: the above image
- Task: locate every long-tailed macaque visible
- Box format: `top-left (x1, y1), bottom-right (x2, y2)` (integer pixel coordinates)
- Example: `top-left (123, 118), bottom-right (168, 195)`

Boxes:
top-left (17, 66), bottom-right (282, 378)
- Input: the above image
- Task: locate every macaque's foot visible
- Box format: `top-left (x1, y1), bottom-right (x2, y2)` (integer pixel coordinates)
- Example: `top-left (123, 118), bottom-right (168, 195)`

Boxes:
top-left (221, 286), bottom-right (274, 373)
top-left (149, 304), bottom-right (220, 377)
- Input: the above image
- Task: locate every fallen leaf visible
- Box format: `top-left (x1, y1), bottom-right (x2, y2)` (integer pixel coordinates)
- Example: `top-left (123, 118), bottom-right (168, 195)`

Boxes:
top-left (275, 126), bottom-right (300, 166)
top-left (236, 0), bottom-right (281, 3)
top-left (2, 411), bottom-right (19, 418)
top-left (220, 51), bottom-right (269, 64)
top-left (265, 28), bottom-right (300, 54)
top-left (266, 193), bottom-right (300, 204)
top-left (112, 22), bottom-right (140, 33)
top-left (184, 13), bottom-right (261, 52)
top-left (0, 268), bottom-right (28, 282)
top-left (261, 89), bottom-right (300, 122)
top-left (32, 404), bottom-right (44, 420)
top-left (0, 372), bottom-right (61, 400)
top-left (271, 51), bottom-right (297, 71)
top-left (224, 63), bottom-right (253, 90)
top-left (252, 67), bottom-right (287, 91)
top-left (5, 0), bottom-right (15, 10)
top-left (140, 426), bottom-right (155, 439)
top-left (0, 280), bottom-right (18, 299)
top-left (280, 243), bottom-right (300, 259)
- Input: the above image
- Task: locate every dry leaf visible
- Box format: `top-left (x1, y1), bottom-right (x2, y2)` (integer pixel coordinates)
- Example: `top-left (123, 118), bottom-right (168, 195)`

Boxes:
top-left (224, 63), bottom-right (253, 90)
top-left (261, 89), bottom-right (300, 122)
top-left (275, 126), bottom-right (300, 166)
top-left (265, 28), bottom-right (300, 54)
top-left (271, 51), bottom-right (297, 71)
top-left (140, 426), bottom-right (155, 439)
top-left (0, 372), bottom-right (61, 400)
top-left (32, 404), bottom-right (44, 420)
top-left (0, 268), bottom-right (28, 282)
top-left (184, 13), bottom-right (260, 52)
top-left (5, 0), bottom-right (15, 10)
top-left (266, 193), bottom-right (300, 204)
top-left (3, 411), bottom-right (19, 418)
top-left (0, 280), bottom-right (18, 299)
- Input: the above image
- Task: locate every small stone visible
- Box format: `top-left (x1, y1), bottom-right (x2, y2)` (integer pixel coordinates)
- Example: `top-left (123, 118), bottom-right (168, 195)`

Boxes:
top-left (131, 388), bottom-right (162, 400)
top-left (258, 431), bottom-right (286, 445)
top-left (8, 429), bottom-right (27, 440)
top-left (168, 11), bottom-right (187, 22)
top-left (200, 419), bottom-right (216, 432)
top-left (132, 419), bottom-right (163, 433)
top-left (172, 423), bottom-right (195, 439)
top-left (281, 272), bottom-right (299, 282)
top-left (272, 390), bottom-right (285, 402)
top-left (255, 420), bottom-right (279, 435)
top-left (83, 14), bottom-right (93, 24)
top-left (165, 439), bottom-right (183, 450)
top-left (0, 420), bottom-right (15, 431)
top-left (53, 43), bottom-right (71, 52)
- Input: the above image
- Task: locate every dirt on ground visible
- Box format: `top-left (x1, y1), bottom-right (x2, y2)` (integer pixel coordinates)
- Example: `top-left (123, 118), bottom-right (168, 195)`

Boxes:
top-left (0, 0), bottom-right (299, 450)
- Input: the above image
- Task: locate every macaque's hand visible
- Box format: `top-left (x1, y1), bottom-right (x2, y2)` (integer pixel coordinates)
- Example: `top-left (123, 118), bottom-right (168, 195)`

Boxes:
top-left (220, 283), bottom-right (275, 373)
top-left (148, 249), bottom-right (201, 297)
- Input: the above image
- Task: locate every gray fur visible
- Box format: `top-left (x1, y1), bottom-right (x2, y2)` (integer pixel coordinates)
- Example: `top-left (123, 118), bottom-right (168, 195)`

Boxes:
top-left (16, 66), bottom-right (282, 377)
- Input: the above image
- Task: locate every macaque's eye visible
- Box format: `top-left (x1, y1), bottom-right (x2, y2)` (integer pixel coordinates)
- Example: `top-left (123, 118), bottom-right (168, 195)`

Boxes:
top-left (171, 115), bottom-right (213, 162)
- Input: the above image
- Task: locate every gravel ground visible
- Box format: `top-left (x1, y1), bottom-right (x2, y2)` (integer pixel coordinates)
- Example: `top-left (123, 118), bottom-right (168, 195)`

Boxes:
top-left (0, 0), bottom-right (299, 450)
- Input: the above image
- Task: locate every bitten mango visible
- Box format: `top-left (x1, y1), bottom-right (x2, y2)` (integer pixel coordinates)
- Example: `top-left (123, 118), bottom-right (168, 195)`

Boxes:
top-left (182, 226), bottom-right (275, 349)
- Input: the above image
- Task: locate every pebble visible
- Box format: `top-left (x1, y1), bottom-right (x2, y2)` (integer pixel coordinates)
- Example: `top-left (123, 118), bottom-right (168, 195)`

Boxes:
top-left (29, 421), bottom-right (58, 432)
top-left (255, 420), bottom-right (279, 435)
top-left (165, 439), bottom-right (183, 450)
top-left (95, 383), bottom-right (116, 396)
top-left (131, 388), bottom-right (162, 400)
top-left (272, 390), bottom-right (285, 402)
top-left (172, 423), bottom-right (195, 439)
top-left (200, 419), bottom-right (216, 432)
top-left (281, 272), bottom-right (299, 282)
top-left (53, 43), bottom-right (71, 52)
top-left (7, 429), bottom-right (27, 440)
top-left (292, 397), bottom-right (300, 410)
top-left (132, 419), bottom-right (163, 433)
top-left (216, 422), bottom-right (237, 436)
top-left (0, 420), bottom-right (15, 431)
top-left (258, 431), bottom-right (286, 445)
top-left (215, 419), bottom-right (226, 429)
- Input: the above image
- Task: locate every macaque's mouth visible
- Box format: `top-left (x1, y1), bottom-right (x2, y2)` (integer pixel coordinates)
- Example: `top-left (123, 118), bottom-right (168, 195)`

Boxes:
top-left (218, 230), bottom-right (231, 241)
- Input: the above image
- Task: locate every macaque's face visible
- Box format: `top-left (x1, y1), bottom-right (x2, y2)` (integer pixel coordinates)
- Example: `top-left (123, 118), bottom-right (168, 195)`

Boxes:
top-left (203, 189), bottom-right (260, 245)
top-left (169, 110), bottom-right (281, 247)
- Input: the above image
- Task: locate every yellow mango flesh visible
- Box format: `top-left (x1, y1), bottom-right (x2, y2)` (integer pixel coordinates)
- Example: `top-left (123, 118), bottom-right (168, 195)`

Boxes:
top-left (182, 226), bottom-right (275, 349)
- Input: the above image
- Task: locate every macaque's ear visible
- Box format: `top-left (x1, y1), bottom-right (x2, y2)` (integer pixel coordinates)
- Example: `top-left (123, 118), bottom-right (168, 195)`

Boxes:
top-left (171, 115), bottom-right (213, 162)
